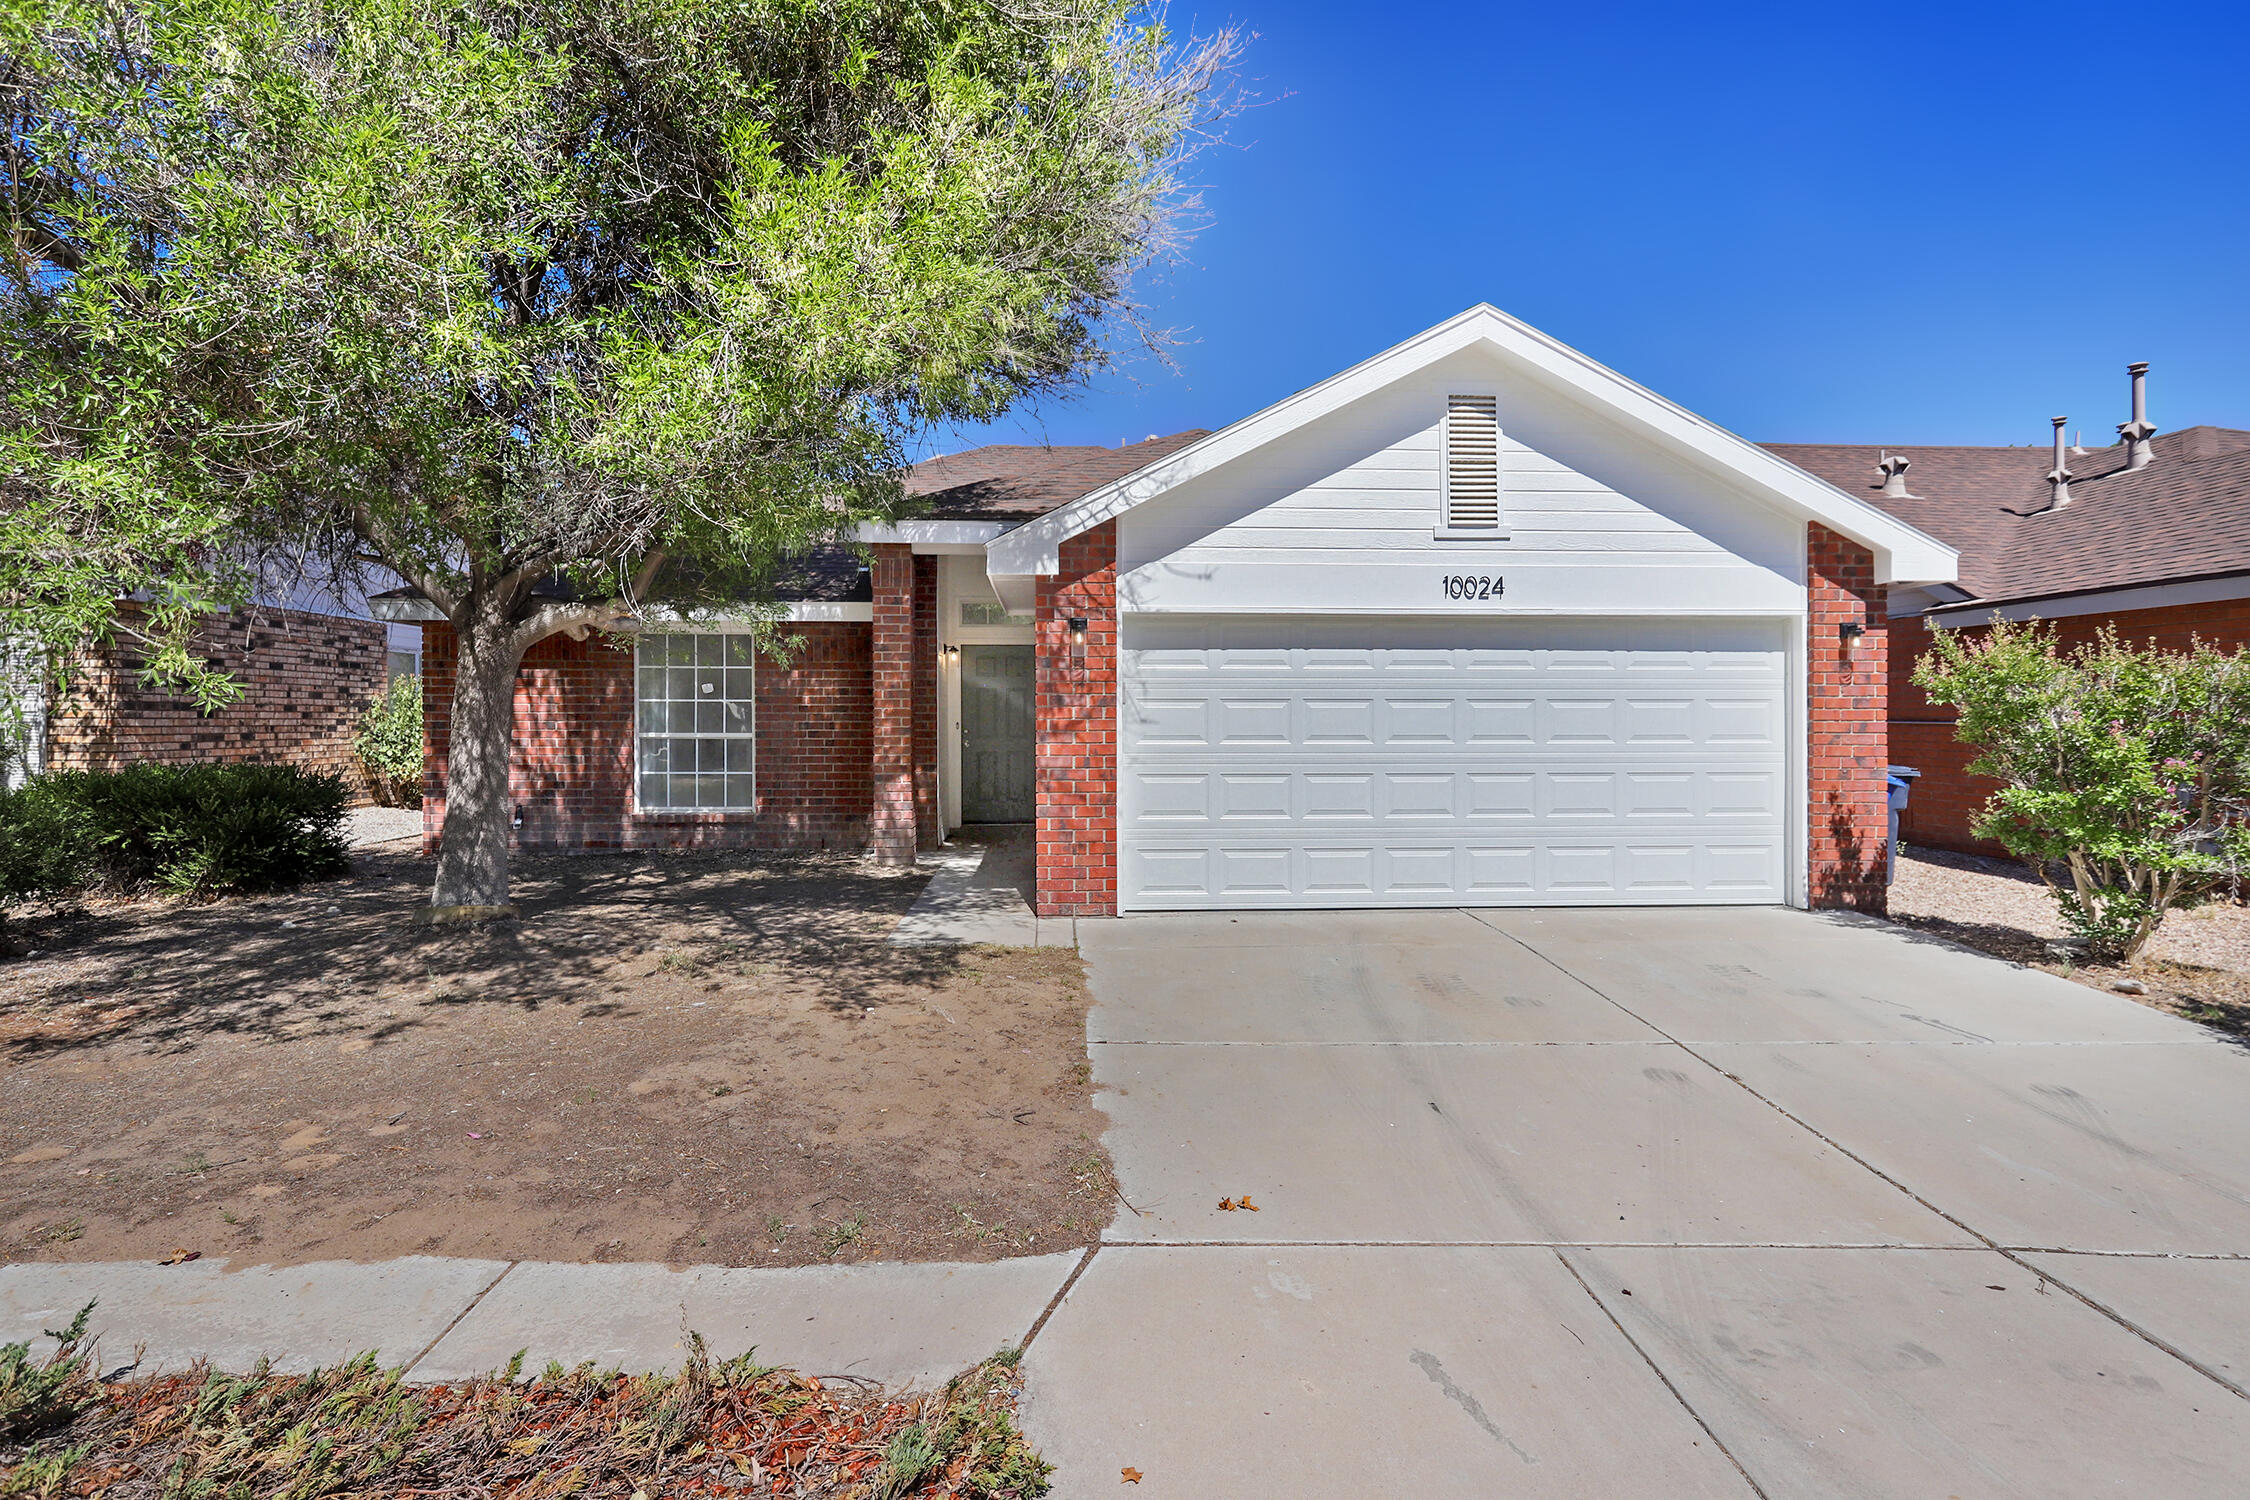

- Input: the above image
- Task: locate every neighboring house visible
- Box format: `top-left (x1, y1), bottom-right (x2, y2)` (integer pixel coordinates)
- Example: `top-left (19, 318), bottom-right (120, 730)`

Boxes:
top-left (1772, 369), bottom-right (2250, 855)
top-left (392, 305), bottom-right (1960, 916)
top-left (9, 599), bottom-right (417, 800)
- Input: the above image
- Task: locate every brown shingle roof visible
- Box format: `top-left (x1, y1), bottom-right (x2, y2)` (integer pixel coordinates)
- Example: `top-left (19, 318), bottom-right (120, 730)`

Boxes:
top-left (1765, 427), bottom-right (2250, 608)
top-left (905, 431), bottom-right (1211, 520)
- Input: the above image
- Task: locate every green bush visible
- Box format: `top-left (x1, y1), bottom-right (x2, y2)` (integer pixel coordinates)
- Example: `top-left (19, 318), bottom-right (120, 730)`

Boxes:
top-left (1916, 621), bottom-right (2250, 960)
top-left (0, 763), bottom-right (349, 905)
top-left (354, 674), bottom-right (424, 807)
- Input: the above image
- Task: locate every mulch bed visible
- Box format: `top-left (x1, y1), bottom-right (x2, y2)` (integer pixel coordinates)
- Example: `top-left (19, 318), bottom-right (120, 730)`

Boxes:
top-left (1888, 846), bottom-right (2250, 1036)
top-left (1, 1309), bottom-right (1050, 1498)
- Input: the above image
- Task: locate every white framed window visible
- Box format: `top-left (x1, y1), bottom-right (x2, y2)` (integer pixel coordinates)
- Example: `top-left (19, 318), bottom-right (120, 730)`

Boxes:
top-left (635, 633), bottom-right (756, 811)
top-left (1437, 393), bottom-right (1506, 538)
top-left (961, 599), bottom-right (1015, 626)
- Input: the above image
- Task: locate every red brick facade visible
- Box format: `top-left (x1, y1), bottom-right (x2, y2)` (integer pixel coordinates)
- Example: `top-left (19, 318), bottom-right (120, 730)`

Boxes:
top-left (912, 555), bottom-right (940, 851)
top-left (868, 545), bottom-right (918, 864)
top-left (1807, 524), bottom-right (1890, 912)
top-left (420, 621), bottom-right (872, 852)
top-left (1033, 524), bottom-right (1120, 917)
top-left (49, 603), bottom-right (388, 801)
top-left (1890, 597), bottom-right (2250, 855)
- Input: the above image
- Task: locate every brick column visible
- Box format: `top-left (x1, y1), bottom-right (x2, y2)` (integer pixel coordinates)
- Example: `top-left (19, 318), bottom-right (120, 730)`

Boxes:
top-left (912, 554), bottom-right (941, 850)
top-left (1034, 523), bottom-right (1119, 916)
top-left (869, 544), bottom-right (917, 864)
top-left (1808, 522), bottom-right (1889, 912)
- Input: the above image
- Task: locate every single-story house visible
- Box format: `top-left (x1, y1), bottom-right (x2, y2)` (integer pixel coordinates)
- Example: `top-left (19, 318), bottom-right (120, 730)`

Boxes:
top-left (385, 306), bottom-right (1963, 916)
top-left (1771, 370), bottom-right (2250, 855)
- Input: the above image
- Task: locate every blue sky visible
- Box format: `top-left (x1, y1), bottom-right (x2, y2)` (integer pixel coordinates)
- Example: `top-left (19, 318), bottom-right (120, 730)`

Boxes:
top-left (934, 0), bottom-right (2250, 457)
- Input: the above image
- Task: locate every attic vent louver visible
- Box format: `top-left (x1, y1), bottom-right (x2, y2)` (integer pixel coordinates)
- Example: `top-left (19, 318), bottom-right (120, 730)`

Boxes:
top-left (1441, 394), bottom-right (1503, 533)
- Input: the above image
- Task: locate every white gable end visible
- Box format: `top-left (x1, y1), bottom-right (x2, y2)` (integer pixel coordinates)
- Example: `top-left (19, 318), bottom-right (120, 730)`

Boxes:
top-left (986, 305), bottom-right (1956, 594)
top-left (1115, 346), bottom-right (1806, 616)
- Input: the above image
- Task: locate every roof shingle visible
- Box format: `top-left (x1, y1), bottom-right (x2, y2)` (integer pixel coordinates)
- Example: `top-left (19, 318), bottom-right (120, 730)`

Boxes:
top-left (1766, 426), bottom-right (2250, 608)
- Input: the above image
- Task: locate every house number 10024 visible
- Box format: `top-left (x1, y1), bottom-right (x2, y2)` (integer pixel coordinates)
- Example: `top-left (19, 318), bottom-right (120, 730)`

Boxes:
top-left (1442, 575), bottom-right (1505, 602)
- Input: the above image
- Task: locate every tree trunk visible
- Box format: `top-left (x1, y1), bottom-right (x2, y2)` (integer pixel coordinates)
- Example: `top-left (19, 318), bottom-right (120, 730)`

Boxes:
top-left (431, 617), bottom-right (525, 910)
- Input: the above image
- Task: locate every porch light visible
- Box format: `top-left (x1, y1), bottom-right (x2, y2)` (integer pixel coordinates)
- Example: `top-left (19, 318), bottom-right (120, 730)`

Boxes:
top-left (1067, 617), bottom-right (1088, 634)
top-left (1839, 619), bottom-right (1867, 657)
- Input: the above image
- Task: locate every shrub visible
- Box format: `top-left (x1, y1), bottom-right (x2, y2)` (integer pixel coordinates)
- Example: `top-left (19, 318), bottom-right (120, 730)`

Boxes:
top-left (0, 763), bottom-right (349, 906)
top-left (1915, 621), bottom-right (2250, 960)
top-left (354, 674), bottom-right (424, 807)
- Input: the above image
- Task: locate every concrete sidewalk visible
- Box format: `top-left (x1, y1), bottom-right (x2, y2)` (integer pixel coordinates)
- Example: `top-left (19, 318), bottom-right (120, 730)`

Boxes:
top-left (888, 827), bottom-right (1082, 948)
top-left (2, 1251), bottom-right (1082, 1389)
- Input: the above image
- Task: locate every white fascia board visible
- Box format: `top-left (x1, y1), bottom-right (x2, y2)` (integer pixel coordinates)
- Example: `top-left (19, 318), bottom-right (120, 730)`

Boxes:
top-left (640, 601), bottom-right (874, 625)
top-left (986, 304), bottom-right (1961, 588)
top-left (1925, 572), bottom-right (2250, 629)
top-left (369, 598), bottom-right (874, 625)
top-left (857, 520), bottom-right (1007, 551)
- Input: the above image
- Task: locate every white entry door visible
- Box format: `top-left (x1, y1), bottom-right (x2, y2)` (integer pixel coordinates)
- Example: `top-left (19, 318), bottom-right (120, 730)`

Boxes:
top-left (1118, 616), bottom-right (1790, 911)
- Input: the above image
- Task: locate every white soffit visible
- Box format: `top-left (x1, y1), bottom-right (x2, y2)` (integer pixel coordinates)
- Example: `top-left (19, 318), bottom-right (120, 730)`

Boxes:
top-left (983, 304), bottom-right (1961, 588)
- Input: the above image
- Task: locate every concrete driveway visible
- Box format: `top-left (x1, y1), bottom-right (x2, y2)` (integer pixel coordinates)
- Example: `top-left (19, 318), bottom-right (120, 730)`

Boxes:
top-left (1021, 906), bottom-right (2250, 1498)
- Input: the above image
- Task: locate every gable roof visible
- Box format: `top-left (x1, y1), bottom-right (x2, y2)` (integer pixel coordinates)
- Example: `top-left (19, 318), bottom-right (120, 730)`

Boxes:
top-left (984, 305), bottom-right (1959, 587)
top-left (1771, 426), bottom-right (2250, 609)
top-left (905, 432), bottom-right (1210, 521)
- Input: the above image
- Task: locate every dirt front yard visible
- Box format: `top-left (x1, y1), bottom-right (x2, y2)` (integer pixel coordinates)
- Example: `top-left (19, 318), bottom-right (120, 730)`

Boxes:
top-left (1889, 845), bottom-right (2250, 1034)
top-left (0, 849), bottom-right (1114, 1269)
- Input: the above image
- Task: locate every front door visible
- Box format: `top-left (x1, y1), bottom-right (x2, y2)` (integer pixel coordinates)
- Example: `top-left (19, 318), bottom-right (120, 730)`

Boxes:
top-left (960, 645), bottom-right (1035, 823)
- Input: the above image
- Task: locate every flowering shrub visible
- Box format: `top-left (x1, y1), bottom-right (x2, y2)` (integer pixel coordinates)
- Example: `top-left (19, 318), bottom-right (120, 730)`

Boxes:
top-left (1914, 621), bottom-right (2250, 960)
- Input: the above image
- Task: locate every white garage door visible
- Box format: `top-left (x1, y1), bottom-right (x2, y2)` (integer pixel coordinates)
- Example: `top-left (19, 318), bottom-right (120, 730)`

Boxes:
top-left (1119, 616), bottom-right (1790, 910)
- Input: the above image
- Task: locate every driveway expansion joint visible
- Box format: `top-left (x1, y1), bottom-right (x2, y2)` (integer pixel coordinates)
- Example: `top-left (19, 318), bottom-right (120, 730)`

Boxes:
top-left (1469, 907), bottom-right (2250, 1406)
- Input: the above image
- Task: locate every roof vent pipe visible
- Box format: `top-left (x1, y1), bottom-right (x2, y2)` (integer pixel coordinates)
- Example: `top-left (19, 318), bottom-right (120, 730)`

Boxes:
top-left (2046, 416), bottom-right (2073, 510)
top-left (2118, 362), bottom-right (2156, 469)
top-left (1877, 452), bottom-right (1913, 498)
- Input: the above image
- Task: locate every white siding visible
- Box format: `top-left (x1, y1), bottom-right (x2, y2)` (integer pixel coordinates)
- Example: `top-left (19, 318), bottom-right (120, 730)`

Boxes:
top-left (1117, 349), bottom-right (1804, 618)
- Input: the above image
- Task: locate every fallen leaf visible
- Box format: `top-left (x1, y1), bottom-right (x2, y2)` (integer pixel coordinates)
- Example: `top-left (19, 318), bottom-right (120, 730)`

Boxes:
top-left (1217, 1198), bottom-right (1235, 1211)
top-left (159, 1248), bottom-right (201, 1266)
top-left (1238, 1195), bottom-right (1259, 1212)
top-left (1121, 1467), bottom-right (1143, 1484)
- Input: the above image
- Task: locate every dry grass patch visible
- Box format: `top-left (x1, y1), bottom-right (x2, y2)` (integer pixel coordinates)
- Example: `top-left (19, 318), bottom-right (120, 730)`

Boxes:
top-left (0, 1307), bottom-right (1050, 1498)
top-left (0, 849), bottom-right (1112, 1268)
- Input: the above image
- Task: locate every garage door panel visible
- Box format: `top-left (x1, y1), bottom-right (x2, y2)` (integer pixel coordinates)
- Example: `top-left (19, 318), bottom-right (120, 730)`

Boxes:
top-left (1120, 617), bottom-right (1789, 910)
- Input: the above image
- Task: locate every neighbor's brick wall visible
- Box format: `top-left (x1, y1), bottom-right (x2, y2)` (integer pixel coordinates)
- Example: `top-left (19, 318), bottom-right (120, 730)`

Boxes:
top-left (869, 545), bottom-right (918, 863)
top-left (1808, 524), bottom-right (1889, 912)
top-left (49, 602), bottom-right (387, 801)
top-left (421, 621), bottom-right (872, 852)
top-left (1889, 598), bottom-right (2250, 856)
top-left (1034, 523), bottom-right (1119, 917)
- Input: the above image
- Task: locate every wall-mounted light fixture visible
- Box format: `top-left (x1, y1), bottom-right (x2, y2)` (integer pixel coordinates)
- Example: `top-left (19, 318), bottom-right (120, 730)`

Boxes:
top-left (1839, 619), bottom-right (1867, 658)
top-left (1067, 617), bottom-right (1088, 634)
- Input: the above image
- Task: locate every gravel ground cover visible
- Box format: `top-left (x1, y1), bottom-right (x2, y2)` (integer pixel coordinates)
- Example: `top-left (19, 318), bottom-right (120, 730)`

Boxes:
top-left (1889, 846), bottom-right (2250, 1034)
top-left (0, 848), bottom-right (1111, 1270)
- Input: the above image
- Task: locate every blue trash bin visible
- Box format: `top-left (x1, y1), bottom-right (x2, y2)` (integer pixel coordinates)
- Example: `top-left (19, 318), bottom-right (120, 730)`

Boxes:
top-left (1886, 765), bottom-right (1920, 883)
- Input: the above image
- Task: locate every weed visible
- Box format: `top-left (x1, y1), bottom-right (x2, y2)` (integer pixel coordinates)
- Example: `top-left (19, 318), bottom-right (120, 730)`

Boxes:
top-left (709, 1084), bottom-right (733, 1098)
top-left (1064, 1060), bottom-right (1092, 1088)
top-left (0, 1302), bottom-right (95, 1442)
top-left (27, 1219), bottom-right (83, 1247)
top-left (819, 1215), bottom-right (866, 1260)
top-left (656, 951), bottom-right (704, 978)
top-left (174, 1150), bottom-right (211, 1177)
top-left (220, 1210), bottom-right (242, 1227)
top-left (765, 1216), bottom-right (788, 1246)
top-left (574, 1087), bottom-right (599, 1106)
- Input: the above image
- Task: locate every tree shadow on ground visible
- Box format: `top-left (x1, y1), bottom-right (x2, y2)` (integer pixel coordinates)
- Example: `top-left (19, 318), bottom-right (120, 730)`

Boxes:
top-left (1, 847), bottom-right (969, 1058)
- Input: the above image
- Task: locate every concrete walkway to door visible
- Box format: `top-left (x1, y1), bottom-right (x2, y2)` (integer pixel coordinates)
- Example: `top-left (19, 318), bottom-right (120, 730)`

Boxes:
top-left (1020, 905), bottom-right (2250, 1497)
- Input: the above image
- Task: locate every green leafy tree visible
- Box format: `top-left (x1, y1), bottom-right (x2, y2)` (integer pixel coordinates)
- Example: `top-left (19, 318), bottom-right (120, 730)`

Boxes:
top-left (1915, 620), bottom-right (2250, 960)
top-left (2, 0), bottom-right (1238, 908)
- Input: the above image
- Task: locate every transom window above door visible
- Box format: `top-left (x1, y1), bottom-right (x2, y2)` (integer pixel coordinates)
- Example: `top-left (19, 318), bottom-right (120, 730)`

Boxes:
top-left (635, 634), bottom-right (755, 811)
